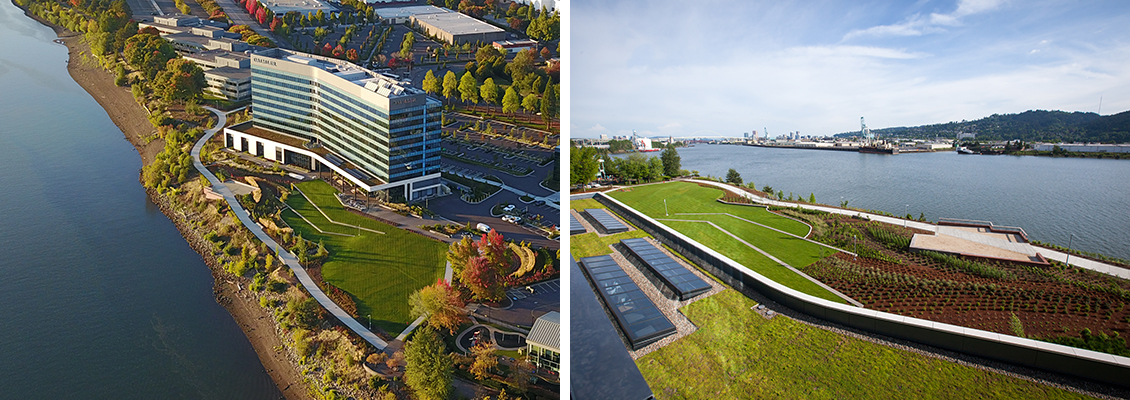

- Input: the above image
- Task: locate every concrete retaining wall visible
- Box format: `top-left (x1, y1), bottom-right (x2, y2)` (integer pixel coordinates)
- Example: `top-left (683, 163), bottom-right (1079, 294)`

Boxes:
top-left (593, 192), bottom-right (1130, 387)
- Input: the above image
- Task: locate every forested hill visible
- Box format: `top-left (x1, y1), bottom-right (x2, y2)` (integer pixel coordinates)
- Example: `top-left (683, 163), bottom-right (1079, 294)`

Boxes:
top-left (834, 110), bottom-right (1130, 143)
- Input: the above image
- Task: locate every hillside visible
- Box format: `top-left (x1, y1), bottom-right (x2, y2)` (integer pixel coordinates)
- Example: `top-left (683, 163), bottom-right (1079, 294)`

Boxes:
top-left (835, 109), bottom-right (1130, 143)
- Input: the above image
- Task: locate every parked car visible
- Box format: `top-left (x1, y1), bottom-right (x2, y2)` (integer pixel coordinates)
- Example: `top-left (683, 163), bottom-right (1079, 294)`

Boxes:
top-left (503, 204), bottom-right (516, 212)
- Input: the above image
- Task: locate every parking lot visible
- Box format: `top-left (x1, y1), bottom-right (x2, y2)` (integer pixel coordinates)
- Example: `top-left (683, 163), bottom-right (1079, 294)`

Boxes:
top-left (474, 279), bottom-right (561, 329)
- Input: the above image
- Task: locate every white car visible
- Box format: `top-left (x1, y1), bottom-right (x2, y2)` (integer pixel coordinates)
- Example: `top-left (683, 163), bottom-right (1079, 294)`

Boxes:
top-left (503, 204), bottom-right (515, 212)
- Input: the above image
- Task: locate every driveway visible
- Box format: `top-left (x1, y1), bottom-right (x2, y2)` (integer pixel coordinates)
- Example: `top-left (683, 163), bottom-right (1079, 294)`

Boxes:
top-left (472, 279), bottom-right (560, 329)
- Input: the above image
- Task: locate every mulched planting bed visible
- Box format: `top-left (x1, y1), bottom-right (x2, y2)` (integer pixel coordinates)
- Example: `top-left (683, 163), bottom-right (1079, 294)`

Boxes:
top-left (791, 213), bottom-right (1130, 351)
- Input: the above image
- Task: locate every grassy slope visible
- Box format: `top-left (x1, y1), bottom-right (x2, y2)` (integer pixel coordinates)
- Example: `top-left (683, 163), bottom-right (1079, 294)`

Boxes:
top-left (609, 182), bottom-right (844, 304)
top-left (638, 290), bottom-right (1092, 400)
top-left (282, 180), bottom-right (446, 333)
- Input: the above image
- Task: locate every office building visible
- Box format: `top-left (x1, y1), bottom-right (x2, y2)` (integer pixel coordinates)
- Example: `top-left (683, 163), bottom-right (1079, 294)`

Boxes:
top-left (223, 48), bottom-right (442, 201)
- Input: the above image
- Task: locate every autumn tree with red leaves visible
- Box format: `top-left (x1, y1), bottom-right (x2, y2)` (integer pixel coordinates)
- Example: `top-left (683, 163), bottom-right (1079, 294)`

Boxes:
top-left (446, 229), bottom-right (513, 303)
top-left (462, 256), bottom-right (505, 302)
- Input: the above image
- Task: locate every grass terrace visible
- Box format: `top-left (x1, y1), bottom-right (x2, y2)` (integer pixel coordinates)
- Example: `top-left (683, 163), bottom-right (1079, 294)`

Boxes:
top-left (608, 182), bottom-right (844, 304)
top-left (282, 180), bottom-right (447, 333)
top-left (638, 290), bottom-right (1093, 399)
top-left (569, 198), bottom-right (650, 258)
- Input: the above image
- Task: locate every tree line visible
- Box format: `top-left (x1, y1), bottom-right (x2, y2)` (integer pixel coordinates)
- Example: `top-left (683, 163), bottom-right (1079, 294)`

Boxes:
top-left (571, 143), bottom-right (683, 186)
top-left (836, 109), bottom-right (1130, 144)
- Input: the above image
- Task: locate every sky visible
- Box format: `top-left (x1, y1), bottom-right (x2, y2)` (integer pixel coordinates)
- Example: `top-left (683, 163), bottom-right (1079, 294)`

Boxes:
top-left (570, 0), bottom-right (1130, 139)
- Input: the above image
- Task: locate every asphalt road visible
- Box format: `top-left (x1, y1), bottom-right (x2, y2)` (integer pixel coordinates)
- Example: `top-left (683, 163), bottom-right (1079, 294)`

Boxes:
top-left (475, 279), bottom-right (561, 328)
top-left (427, 191), bottom-right (557, 249)
top-left (125, 0), bottom-right (158, 17)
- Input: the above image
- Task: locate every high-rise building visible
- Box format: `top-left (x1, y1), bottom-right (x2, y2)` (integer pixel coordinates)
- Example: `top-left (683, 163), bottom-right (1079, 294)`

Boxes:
top-left (223, 48), bottom-right (441, 201)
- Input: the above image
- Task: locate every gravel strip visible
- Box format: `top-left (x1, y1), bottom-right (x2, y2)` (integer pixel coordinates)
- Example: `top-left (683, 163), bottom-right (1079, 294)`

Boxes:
top-left (600, 238), bottom-right (727, 360)
top-left (569, 209), bottom-right (598, 235)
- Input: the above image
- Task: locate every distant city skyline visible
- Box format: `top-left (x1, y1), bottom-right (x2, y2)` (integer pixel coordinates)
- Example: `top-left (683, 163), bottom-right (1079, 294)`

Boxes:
top-left (572, 0), bottom-right (1130, 138)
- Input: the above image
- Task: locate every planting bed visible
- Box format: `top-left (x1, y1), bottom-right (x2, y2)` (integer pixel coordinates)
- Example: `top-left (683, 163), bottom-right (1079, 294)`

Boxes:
top-left (795, 213), bottom-right (1130, 351)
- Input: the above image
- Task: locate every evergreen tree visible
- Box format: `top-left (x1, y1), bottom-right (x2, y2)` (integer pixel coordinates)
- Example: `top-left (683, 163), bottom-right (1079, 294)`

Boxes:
top-left (404, 326), bottom-right (452, 400)
top-left (660, 146), bottom-right (681, 177)
top-left (725, 168), bottom-right (743, 185)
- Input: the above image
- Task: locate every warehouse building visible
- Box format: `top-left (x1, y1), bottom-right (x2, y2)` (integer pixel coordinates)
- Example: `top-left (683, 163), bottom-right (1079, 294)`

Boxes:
top-left (410, 11), bottom-right (506, 45)
top-left (374, 4), bottom-right (450, 24)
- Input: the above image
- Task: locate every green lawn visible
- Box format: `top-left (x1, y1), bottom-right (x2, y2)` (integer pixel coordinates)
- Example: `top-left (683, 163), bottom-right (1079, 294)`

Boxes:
top-left (569, 198), bottom-right (650, 259)
top-left (638, 290), bottom-right (1093, 400)
top-left (569, 197), bottom-right (605, 211)
top-left (609, 181), bottom-right (810, 236)
top-left (282, 180), bottom-right (447, 333)
top-left (661, 220), bottom-right (842, 303)
top-left (570, 231), bottom-right (652, 259)
top-left (609, 182), bottom-right (843, 303)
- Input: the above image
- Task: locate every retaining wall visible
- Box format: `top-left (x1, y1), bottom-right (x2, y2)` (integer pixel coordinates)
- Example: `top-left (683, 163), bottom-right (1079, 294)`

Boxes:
top-left (593, 192), bottom-right (1130, 387)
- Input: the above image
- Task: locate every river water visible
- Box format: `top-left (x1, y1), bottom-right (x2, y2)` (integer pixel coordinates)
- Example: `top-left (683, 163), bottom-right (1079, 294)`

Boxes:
top-left (0, 3), bottom-right (280, 398)
top-left (647, 144), bottom-right (1130, 261)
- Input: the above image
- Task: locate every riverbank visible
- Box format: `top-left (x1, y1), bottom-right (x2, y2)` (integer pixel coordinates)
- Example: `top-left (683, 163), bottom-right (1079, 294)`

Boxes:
top-left (25, 8), bottom-right (313, 399)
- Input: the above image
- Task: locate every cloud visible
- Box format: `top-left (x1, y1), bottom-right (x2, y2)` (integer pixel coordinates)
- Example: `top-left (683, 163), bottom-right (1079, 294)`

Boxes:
top-left (586, 124), bottom-right (610, 133)
top-left (843, 0), bottom-right (1006, 41)
top-left (572, 0), bottom-right (1130, 138)
top-left (789, 45), bottom-right (927, 60)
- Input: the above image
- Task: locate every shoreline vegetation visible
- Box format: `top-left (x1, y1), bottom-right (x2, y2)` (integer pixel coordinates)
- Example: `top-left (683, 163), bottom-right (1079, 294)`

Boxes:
top-left (46, 21), bottom-right (317, 400)
top-left (18, 5), bottom-right (320, 400)
top-left (18, 0), bottom-right (564, 397)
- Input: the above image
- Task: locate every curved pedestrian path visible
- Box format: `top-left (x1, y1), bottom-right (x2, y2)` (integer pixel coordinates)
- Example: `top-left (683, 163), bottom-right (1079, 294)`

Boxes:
top-left (687, 179), bottom-right (1130, 279)
top-left (194, 107), bottom-right (389, 350)
top-left (454, 323), bottom-right (527, 353)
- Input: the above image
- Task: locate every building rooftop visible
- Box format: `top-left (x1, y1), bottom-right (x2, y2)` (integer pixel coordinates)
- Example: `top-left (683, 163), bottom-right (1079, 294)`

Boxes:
top-left (526, 311), bottom-right (560, 352)
top-left (493, 39), bottom-right (537, 47)
top-left (569, 257), bottom-right (655, 400)
top-left (204, 66), bottom-right (250, 80)
top-left (253, 48), bottom-right (424, 99)
top-left (373, 4), bottom-right (450, 19)
top-left (411, 12), bottom-right (505, 36)
top-left (185, 49), bottom-right (250, 64)
top-left (257, 0), bottom-right (336, 14)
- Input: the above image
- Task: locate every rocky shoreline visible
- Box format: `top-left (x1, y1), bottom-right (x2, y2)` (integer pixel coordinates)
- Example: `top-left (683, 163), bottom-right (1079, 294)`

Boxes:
top-left (25, 8), bottom-right (314, 399)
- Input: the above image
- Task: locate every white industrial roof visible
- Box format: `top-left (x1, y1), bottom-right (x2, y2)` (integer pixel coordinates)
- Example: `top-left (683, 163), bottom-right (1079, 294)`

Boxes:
top-left (527, 311), bottom-right (560, 352)
top-left (412, 12), bottom-right (505, 36)
top-left (374, 5), bottom-right (450, 19)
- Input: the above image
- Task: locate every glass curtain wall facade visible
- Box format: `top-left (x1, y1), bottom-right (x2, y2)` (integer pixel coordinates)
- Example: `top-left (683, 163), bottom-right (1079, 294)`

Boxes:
top-left (249, 49), bottom-right (440, 184)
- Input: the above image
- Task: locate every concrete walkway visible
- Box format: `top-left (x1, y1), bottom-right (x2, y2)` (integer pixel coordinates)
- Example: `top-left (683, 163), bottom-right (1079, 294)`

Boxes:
top-left (687, 179), bottom-right (1130, 279)
top-left (194, 107), bottom-right (389, 350)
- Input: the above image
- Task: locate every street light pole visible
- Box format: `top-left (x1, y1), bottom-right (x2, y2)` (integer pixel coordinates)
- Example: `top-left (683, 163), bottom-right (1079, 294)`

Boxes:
top-left (368, 314), bottom-right (372, 330)
top-left (904, 204), bottom-right (909, 227)
top-left (1065, 234), bottom-right (1075, 266)
top-left (664, 199), bottom-right (668, 216)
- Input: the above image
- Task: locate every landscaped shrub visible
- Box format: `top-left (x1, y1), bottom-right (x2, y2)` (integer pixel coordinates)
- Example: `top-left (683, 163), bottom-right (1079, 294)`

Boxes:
top-left (1043, 329), bottom-right (1130, 357)
top-left (923, 251), bottom-right (1011, 280)
top-left (866, 223), bottom-right (911, 250)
